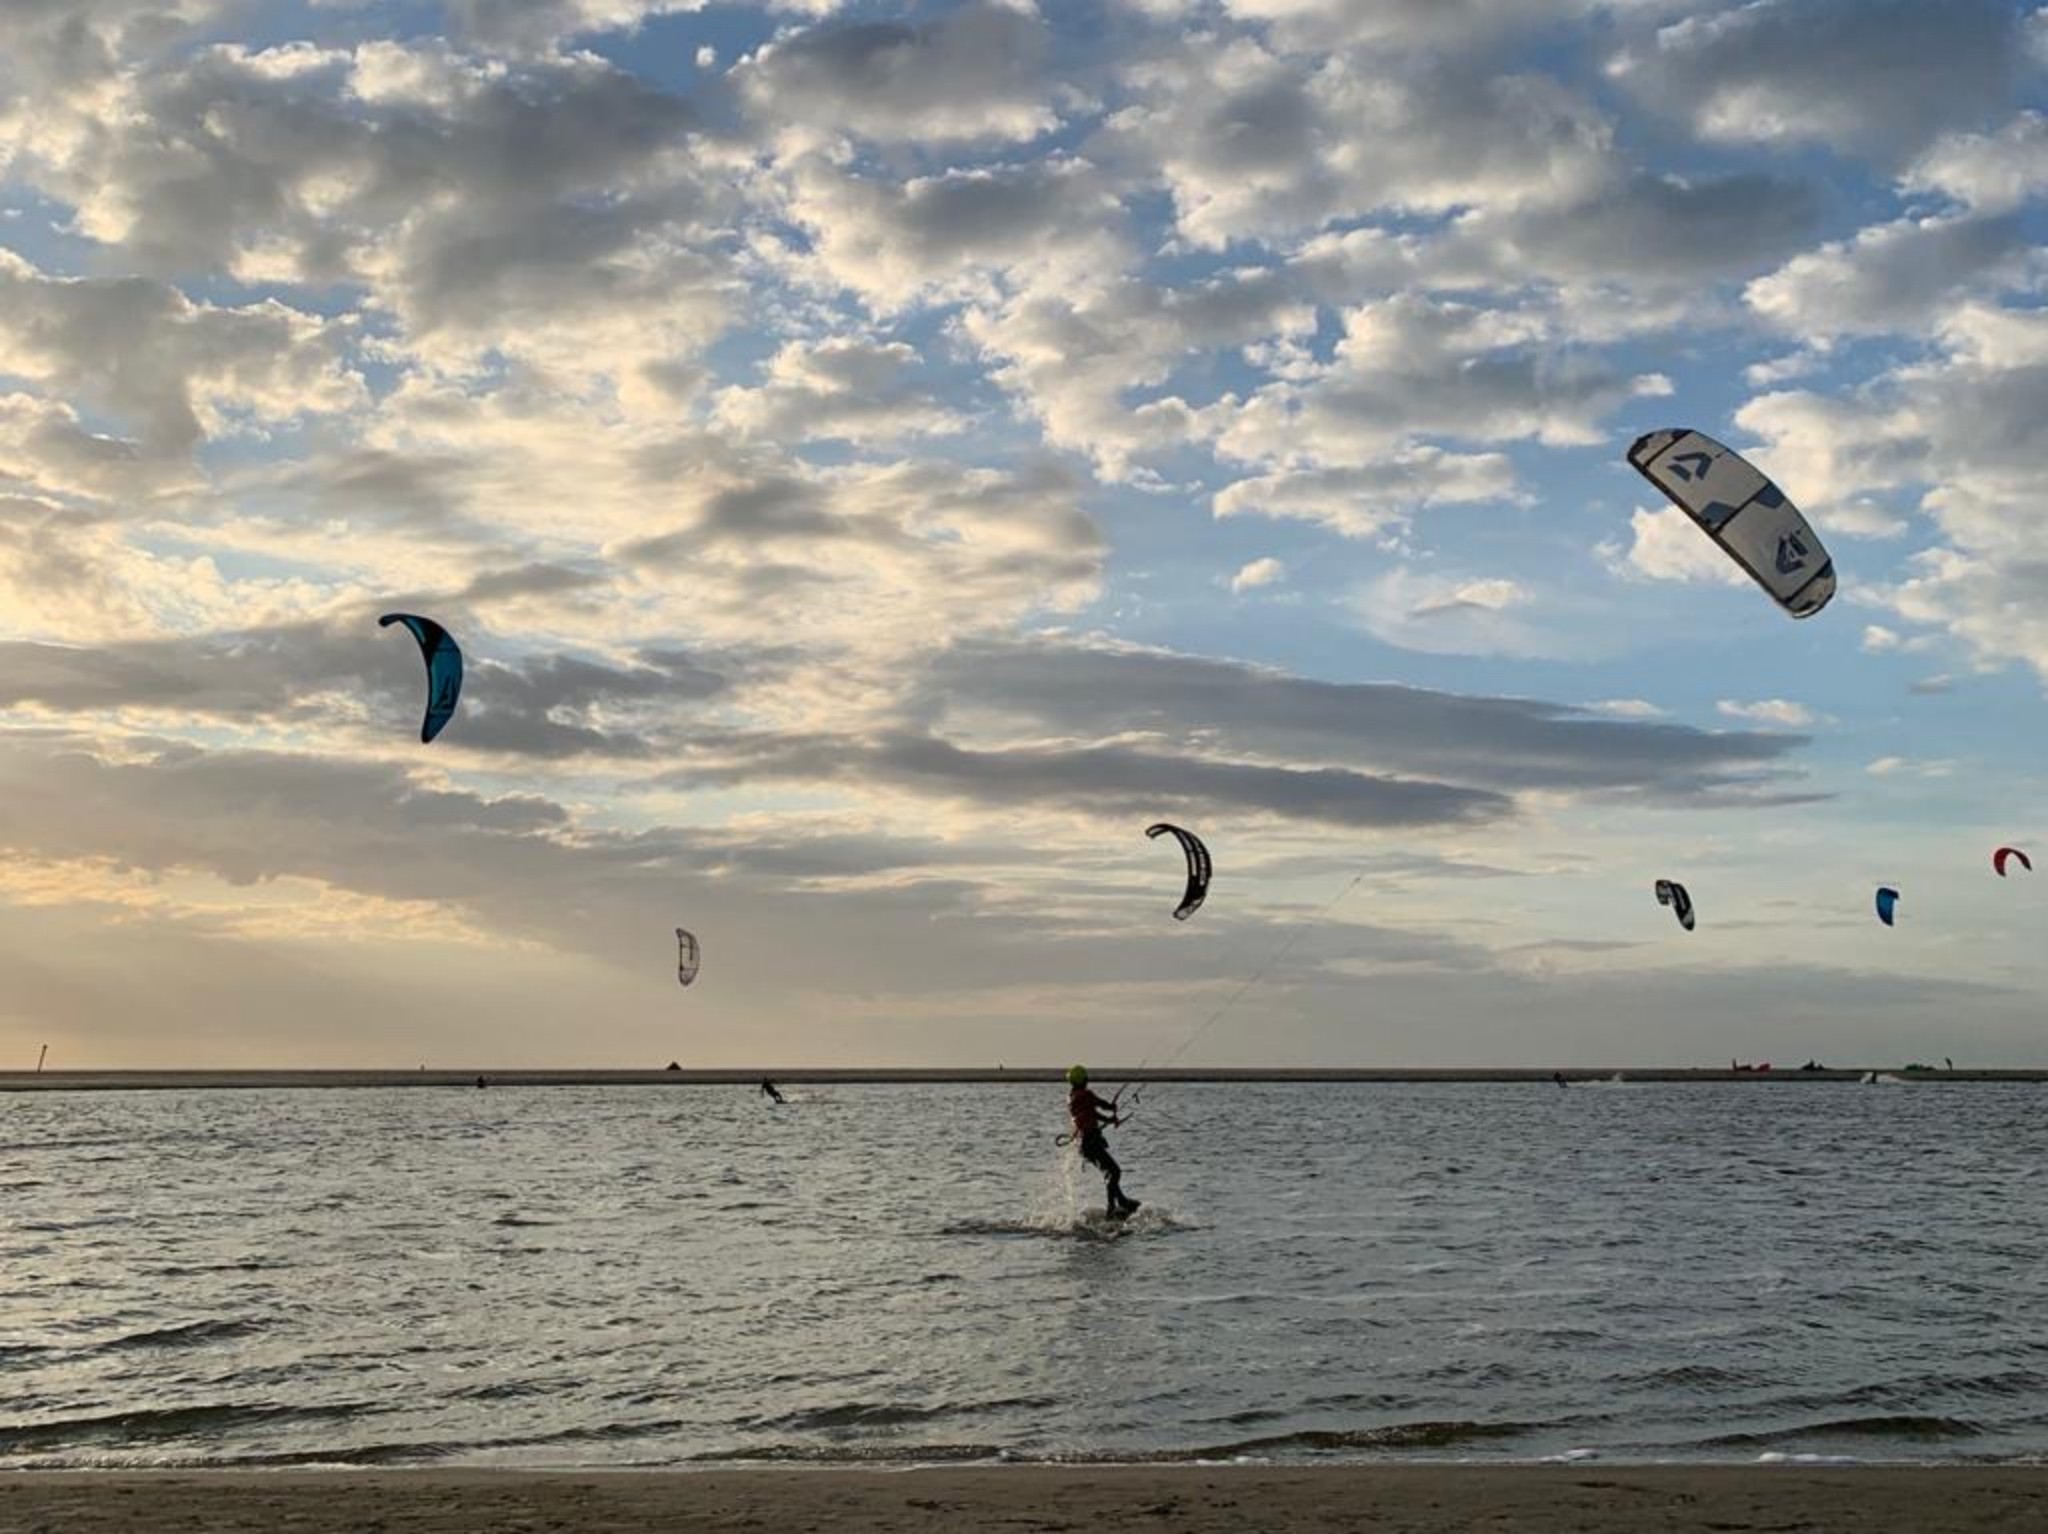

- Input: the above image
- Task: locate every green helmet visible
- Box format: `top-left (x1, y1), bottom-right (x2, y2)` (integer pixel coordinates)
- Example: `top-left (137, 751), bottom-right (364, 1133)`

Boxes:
top-left (1066, 1064), bottom-right (1088, 1086)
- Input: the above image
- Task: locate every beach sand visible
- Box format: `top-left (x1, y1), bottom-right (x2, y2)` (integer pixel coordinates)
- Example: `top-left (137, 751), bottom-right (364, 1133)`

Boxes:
top-left (5, 1466), bottom-right (2045, 1532)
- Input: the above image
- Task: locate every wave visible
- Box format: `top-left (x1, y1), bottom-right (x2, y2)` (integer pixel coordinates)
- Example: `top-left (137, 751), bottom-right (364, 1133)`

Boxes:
top-left (692, 1424), bottom-right (1529, 1466)
top-left (750, 1395), bottom-right (1059, 1433)
top-left (697, 1442), bottom-right (1006, 1465)
top-left (1704, 1414), bottom-right (1982, 1447)
top-left (1188, 1421), bottom-right (1533, 1457)
top-left (0, 1400), bottom-right (380, 1455)
top-left (91, 1318), bottom-right (267, 1354)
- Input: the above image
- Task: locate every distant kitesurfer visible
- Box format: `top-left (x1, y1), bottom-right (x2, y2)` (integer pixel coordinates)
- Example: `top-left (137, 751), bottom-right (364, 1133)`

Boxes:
top-left (1067, 1065), bottom-right (1140, 1221)
top-left (760, 1078), bottom-right (784, 1105)
top-left (475, 1075), bottom-right (487, 1089)
top-left (1945, 1057), bottom-right (1954, 1072)
top-left (1552, 1071), bottom-right (1568, 1089)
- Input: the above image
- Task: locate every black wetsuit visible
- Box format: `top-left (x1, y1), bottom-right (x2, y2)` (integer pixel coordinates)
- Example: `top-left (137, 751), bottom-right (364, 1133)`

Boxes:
top-left (1070, 1086), bottom-right (1138, 1217)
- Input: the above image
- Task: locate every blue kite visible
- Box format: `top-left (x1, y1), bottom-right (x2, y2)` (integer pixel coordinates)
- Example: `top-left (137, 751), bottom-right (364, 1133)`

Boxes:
top-left (379, 613), bottom-right (463, 744)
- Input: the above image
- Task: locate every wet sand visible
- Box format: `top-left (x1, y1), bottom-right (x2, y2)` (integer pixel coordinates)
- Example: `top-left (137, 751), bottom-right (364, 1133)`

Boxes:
top-left (5, 1467), bottom-right (2045, 1532)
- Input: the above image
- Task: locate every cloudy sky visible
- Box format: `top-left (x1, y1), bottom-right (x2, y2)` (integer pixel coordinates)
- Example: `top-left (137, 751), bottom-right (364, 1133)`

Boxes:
top-left (3, 0), bottom-right (2047, 1069)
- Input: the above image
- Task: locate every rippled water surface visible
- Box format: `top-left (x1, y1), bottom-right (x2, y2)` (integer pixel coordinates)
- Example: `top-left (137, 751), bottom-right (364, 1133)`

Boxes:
top-left (5, 1081), bottom-right (2047, 1467)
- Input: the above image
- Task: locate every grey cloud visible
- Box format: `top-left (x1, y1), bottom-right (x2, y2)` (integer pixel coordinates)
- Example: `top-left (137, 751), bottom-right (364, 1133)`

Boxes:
top-left (712, 338), bottom-right (963, 446)
top-left (736, 2), bottom-right (1056, 145)
top-left (0, 624), bottom-right (732, 761)
top-left (1744, 213), bottom-right (2036, 340)
top-left (445, 1), bottom-right (704, 56)
top-left (1224, 0), bottom-right (1603, 51)
top-left (1213, 293), bottom-right (1659, 466)
top-left (786, 155), bottom-right (1129, 308)
top-left (0, 257), bottom-right (360, 456)
top-left (1455, 173), bottom-right (1823, 290)
top-left (672, 729), bottom-right (1511, 830)
top-left (1103, 38), bottom-right (1612, 247)
top-left (1612, 0), bottom-right (2022, 164)
top-left (10, 41), bottom-right (731, 363)
top-left (914, 638), bottom-right (1815, 802)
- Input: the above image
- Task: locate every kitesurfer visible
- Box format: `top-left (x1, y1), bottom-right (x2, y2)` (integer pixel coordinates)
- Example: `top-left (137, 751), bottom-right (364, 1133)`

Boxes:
top-left (760, 1078), bottom-right (784, 1105)
top-left (1066, 1065), bottom-right (1140, 1220)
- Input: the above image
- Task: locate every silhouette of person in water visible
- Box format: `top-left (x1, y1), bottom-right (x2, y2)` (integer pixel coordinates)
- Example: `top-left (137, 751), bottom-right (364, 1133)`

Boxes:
top-left (1552, 1071), bottom-right (1568, 1089)
top-left (1066, 1065), bottom-right (1139, 1220)
top-left (760, 1078), bottom-right (784, 1105)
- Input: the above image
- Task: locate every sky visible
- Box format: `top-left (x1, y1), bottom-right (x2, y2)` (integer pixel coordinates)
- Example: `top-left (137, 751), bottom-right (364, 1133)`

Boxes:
top-left (3, 0), bottom-right (2048, 1069)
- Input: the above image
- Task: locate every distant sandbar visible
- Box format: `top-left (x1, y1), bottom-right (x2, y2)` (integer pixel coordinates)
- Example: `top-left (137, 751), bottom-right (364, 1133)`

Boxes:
top-left (4, 1066), bottom-right (2042, 1091)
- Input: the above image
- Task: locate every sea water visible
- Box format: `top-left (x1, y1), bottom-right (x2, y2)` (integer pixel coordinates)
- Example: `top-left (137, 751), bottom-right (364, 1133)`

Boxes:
top-left (4, 1081), bottom-right (2046, 1467)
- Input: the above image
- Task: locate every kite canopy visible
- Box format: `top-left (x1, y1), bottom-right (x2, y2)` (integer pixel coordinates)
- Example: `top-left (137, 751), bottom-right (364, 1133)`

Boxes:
top-left (676, 927), bottom-right (700, 987)
top-left (1626, 429), bottom-right (1835, 618)
top-left (1146, 822), bottom-right (1211, 922)
top-left (1994, 846), bottom-right (2032, 877)
top-left (378, 613), bottom-right (463, 743)
top-left (1875, 886), bottom-right (1901, 927)
top-left (1654, 878), bottom-right (1696, 931)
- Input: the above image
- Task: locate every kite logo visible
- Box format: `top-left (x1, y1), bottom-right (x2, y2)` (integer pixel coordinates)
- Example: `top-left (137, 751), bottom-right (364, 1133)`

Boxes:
top-left (1775, 532), bottom-right (1809, 575)
top-left (1668, 451), bottom-right (1713, 482)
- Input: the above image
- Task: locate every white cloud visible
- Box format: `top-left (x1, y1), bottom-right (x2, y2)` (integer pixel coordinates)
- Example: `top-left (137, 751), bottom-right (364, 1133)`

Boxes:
top-left (1212, 450), bottom-right (1517, 538)
top-left (1587, 699), bottom-right (1667, 719)
top-left (1214, 294), bottom-right (1668, 469)
top-left (1352, 571), bottom-right (1584, 658)
top-left (1903, 112), bottom-right (2048, 212)
top-left (1230, 557), bottom-right (1287, 593)
top-left (1744, 213), bottom-right (2037, 341)
top-left (1606, 506), bottom-right (1748, 588)
top-left (1717, 698), bottom-right (1815, 728)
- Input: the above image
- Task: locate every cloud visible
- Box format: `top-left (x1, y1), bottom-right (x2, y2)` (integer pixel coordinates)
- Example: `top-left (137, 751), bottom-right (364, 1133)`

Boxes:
top-left (909, 637), bottom-right (1816, 804)
top-left (776, 155), bottom-right (1129, 311)
top-left (444, 2), bottom-right (736, 56)
top-left (682, 728), bottom-right (1515, 830)
top-left (711, 338), bottom-right (965, 445)
top-left (0, 254), bottom-right (362, 457)
top-left (1736, 303), bottom-right (2048, 683)
top-left (1451, 171), bottom-right (1823, 293)
top-left (1903, 111), bottom-right (2048, 212)
top-left (1717, 698), bottom-right (1815, 728)
top-left (734, 2), bottom-right (1058, 147)
top-left (1212, 451), bottom-right (1517, 538)
top-left (1744, 213), bottom-right (2037, 340)
top-left (1609, 0), bottom-right (2022, 164)
top-left (3, 40), bottom-right (735, 376)
top-left (1588, 699), bottom-right (1667, 719)
top-left (0, 624), bottom-right (735, 761)
top-left (1230, 557), bottom-right (1287, 593)
top-left (1214, 294), bottom-right (1668, 468)
top-left (1106, 33), bottom-right (1612, 248)
top-left (1606, 506), bottom-right (1749, 587)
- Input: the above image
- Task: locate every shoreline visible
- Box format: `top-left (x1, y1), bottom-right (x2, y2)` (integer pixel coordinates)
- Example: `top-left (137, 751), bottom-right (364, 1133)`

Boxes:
top-left (5, 1466), bottom-right (2045, 1533)
top-left (5, 1065), bottom-right (2041, 1091)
